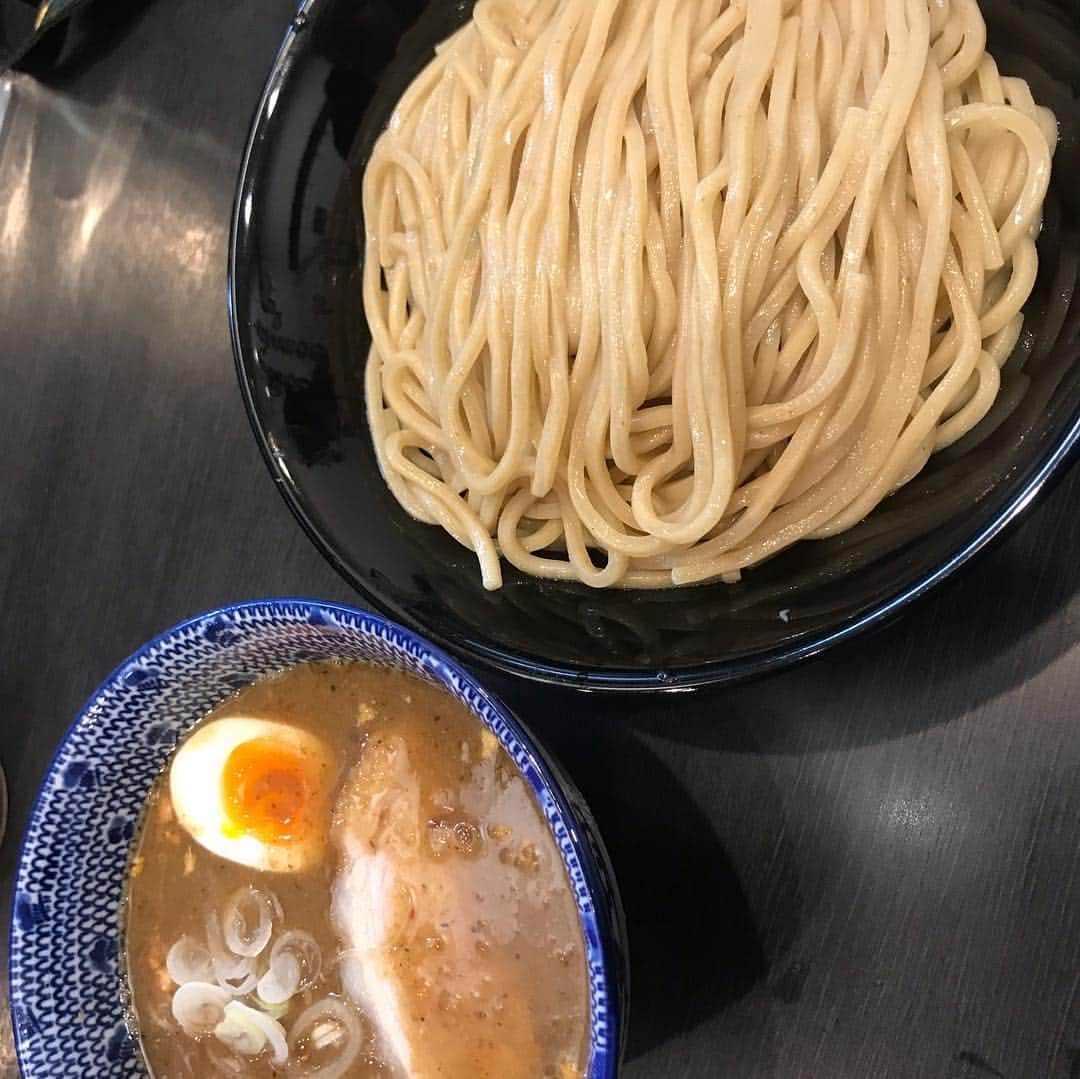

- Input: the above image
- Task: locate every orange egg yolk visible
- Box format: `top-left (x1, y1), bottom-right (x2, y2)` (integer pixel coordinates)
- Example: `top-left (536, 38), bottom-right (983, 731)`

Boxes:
top-left (221, 738), bottom-right (320, 844)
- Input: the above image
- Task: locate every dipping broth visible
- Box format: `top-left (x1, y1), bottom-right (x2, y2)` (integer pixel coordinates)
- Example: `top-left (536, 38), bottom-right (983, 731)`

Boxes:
top-left (125, 662), bottom-right (590, 1078)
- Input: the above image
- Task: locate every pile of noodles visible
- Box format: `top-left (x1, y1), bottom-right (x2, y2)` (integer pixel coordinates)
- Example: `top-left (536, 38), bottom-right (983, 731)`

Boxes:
top-left (362, 0), bottom-right (1056, 589)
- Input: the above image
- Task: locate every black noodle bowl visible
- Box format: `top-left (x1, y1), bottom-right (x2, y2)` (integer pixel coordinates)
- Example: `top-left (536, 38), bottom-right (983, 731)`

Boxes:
top-left (229, 0), bottom-right (1080, 689)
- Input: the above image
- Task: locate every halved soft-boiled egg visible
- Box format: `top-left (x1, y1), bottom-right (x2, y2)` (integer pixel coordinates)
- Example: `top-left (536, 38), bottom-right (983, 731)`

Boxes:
top-left (169, 717), bottom-right (336, 873)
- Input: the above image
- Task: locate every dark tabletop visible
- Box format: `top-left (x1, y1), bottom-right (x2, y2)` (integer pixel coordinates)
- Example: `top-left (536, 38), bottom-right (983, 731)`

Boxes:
top-left (0, 1), bottom-right (1077, 1077)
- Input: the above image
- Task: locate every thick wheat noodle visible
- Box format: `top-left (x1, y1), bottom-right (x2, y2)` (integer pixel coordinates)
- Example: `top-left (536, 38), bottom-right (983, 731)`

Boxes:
top-left (362, 0), bottom-right (1056, 590)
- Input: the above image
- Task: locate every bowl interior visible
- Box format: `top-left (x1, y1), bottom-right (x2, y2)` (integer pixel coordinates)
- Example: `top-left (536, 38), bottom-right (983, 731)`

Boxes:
top-left (230, 0), bottom-right (1080, 687)
top-left (9, 601), bottom-right (622, 1078)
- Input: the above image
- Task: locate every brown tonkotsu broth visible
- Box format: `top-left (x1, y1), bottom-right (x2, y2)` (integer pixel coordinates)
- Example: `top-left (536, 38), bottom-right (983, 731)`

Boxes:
top-left (125, 662), bottom-right (590, 1078)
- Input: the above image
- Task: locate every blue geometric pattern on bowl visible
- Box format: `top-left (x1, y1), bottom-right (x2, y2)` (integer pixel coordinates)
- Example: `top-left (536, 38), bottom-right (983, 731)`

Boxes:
top-left (10, 599), bottom-right (623, 1078)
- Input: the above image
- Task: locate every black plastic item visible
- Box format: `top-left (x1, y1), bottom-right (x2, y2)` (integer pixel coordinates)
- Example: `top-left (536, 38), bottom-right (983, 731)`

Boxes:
top-left (0, 1), bottom-right (37, 68)
top-left (0, 0), bottom-right (89, 70)
top-left (229, 0), bottom-right (1080, 691)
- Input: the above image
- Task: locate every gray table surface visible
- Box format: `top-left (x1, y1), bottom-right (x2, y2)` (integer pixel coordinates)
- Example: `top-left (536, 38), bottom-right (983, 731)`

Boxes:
top-left (0, 1), bottom-right (1077, 1076)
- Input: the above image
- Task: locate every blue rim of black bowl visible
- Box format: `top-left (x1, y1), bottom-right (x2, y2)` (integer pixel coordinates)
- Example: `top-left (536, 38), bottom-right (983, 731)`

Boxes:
top-left (227, 0), bottom-right (1080, 692)
top-left (9, 598), bottom-right (626, 1077)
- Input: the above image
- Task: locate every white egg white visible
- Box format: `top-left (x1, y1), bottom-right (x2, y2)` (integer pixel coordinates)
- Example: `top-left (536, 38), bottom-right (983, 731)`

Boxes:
top-left (169, 716), bottom-right (333, 873)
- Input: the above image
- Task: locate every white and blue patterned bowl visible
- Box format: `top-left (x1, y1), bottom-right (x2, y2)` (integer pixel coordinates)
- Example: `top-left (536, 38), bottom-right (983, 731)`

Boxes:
top-left (9, 599), bottom-right (628, 1077)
